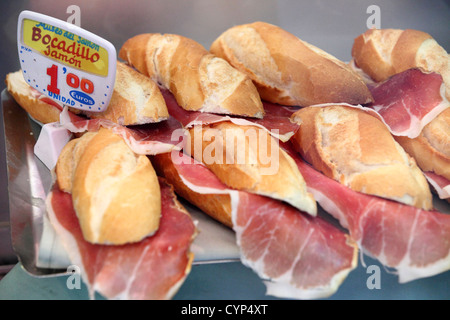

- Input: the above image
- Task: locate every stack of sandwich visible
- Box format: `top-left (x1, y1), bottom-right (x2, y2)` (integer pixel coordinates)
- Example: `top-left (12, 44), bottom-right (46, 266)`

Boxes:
top-left (5, 22), bottom-right (449, 300)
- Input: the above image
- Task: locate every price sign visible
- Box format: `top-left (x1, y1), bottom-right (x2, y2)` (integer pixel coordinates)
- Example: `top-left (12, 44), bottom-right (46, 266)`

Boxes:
top-left (17, 10), bottom-right (116, 112)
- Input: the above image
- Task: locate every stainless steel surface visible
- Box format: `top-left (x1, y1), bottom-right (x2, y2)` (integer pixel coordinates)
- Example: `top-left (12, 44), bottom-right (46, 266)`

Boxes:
top-left (2, 90), bottom-right (60, 276)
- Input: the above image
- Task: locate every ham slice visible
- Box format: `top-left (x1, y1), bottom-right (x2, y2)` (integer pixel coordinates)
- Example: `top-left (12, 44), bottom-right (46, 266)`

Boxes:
top-left (365, 68), bottom-right (449, 199)
top-left (283, 144), bottom-right (450, 283)
top-left (45, 178), bottom-right (196, 300)
top-left (59, 107), bottom-right (183, 155)
top-left (424, 172), bottom-right (450, 199)
top-left (29, 87), bottom-right (64, 112)
top-left (161, 88), bottom-right (299, 142)
top-left (298, 69), bottom-right (448, 140)
top-left (161, 151), bottom-right (358, 299)
top-left (367, 68), bottom-right (449, 139)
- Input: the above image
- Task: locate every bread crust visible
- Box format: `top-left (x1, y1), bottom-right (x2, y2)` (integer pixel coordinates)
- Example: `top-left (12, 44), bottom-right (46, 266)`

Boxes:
top-left (56, 131), bottom-right (97, 192)
top-left (80, 62), bottom-right (169, 125)
top-left (291, 105), bottom-right (433, 210)
top-left (151, 153), bottom-right (233, 228)
top-left (5, 62), bottom-right (169, 125)
top-left (5, 70), bottom-right (61, 124)
top-left (56, 128), bottom-right (161, 245)
top-left (185, 121), bottom-right (317, 216)
top-left (395, 108), bottom-right (450, 180)
top-left (352, 28), bottom-right (450, 184)
top-left (210, 21), bottom-right (373, 106)
top-left (119, 33), bottom-right (264, 118)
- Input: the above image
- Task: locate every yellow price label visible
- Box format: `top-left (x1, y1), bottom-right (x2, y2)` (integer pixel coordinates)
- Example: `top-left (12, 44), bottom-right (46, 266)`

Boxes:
top-left (22, 18), bottom-right (109, 77)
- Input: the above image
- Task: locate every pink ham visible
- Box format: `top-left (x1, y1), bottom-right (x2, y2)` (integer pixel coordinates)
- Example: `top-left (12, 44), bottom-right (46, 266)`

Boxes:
top-left (59, 107), bottom-right (183, 155)
top-left (29, 87), bottom-right (64, 112)
top-left (366, 68), bottom-right (449, 199)
top-left (165, 151), bottom-right (358, 299)
top-left (283, 144), bottom-right (450, 283)
top-left (45, 178), bottom-right (196, 300)
top-left (27, 88), bottom-right (183, 155)
top-left (161, 88), bottom-right (299, 142)
top-left (367, 68), bottom-right (449, 139)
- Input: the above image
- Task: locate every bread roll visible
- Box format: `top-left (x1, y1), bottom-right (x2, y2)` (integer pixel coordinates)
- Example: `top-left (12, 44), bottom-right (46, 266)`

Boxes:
top-left (56, 128), bottom-right (161, 245)
top-left (5, 70), bottom-right (61, 124)
top-left (291, 105), bottom-right (433, 210)
top-left (352, 28), bottom-right (450, 100)
top-left (394, 108), bottom-right (450, 181)
top-left (5, 61), bottom-right (169, 125)
top-left (184, 121), bottom-right (317, 216)
top-left (119, 33), bottom-right (265, 118)
top-left (210, 21), bottom-right (373, 107)
top-left (56, 131), bottom-right (97, 193)
top-left (79, 61), bottom-right (169, 125)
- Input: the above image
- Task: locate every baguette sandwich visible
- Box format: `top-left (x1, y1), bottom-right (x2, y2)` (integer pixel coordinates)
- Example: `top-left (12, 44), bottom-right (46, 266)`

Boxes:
top-left (210, 21), bottom-right (374, 106)
top-left (5, 61), bottom-right (169, 126)
top-left (351, 28), bottom-right (450, 199)
top-left (55, 127), bottom-right (162, 245)
top-left (119, 33), bottom-right (265, 118)
top-left (352, 28), bottom-right (449, 100)
top-left (290, 105), bottom-right (433, 210)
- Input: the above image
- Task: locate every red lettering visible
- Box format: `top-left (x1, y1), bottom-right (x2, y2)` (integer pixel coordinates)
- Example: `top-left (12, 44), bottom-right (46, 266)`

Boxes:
top-left (57, 40), bottom-right (67, 51)
top-left (51, 37), bottom-right (59, 48)
top-left (42, 34), bottom-right (51, 45)
top-left (66, 73), bottom-right (79, 88)
top-left (46, 64), bottom-right (60, 95)
top-left (90, 53), bottom-right (100, 63)
top-left (30, 27), bottom-right (101, 68)
top-left (81, 79), bottom-right (94, 94)
top-left (31, 27), bottom-right (41, 41)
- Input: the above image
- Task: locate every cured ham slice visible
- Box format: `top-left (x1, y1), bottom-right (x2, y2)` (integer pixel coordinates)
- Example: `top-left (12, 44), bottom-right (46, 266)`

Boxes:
top-left (424, 172), bottom-right (450, 200)
top-left (234, 191), bottom-right (357, 299)
top-left (59, 107), bottom-right (183, 155)
top-left (45, 178), bottom-right (196, 300)
top-left (364, 68), bottom-right (449, 199)
top-left (161, 88), bottom-right (299, 142)
top-left (367, 68), bottom-right (449, 139)
top-left (283, 144), bottom-right (450, 283)
top-left (155, 152), bottom-right (358, 299)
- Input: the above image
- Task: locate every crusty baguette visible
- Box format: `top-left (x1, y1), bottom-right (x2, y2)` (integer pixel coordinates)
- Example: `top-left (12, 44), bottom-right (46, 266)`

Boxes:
top-left (210, 21), bottom-right (373, 107)
top-left (184, 121), bottom-right (317, 216)
top-left (56, 128), bottom-right (161, 245)
top-left (5, 70), bottom-right (61, 124)
top-left (119, 33), bottom-right (265, 118)
top-left (394, 108), bottom-right (450, 181)
top-left (291, 105), bottom-right (433, 210)
top-left (152, 152), bottom-right (233, 228)
top-left (352, 28), bottom-right (450, 100)
top-left (56, 131), bottom-right (98, 193)
top-left (5, 61), bottom-right (169, 125)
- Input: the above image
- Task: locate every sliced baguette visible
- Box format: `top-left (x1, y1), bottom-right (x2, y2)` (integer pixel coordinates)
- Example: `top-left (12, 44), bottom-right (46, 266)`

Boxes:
top-left (119, 33), bottom-right (265, 118)
top-left (56, 128), bottom-right (161, 245)
top-left (210, 21), bottom-right (373, 106)
top-left (291, 105), bottom-right (433, 210)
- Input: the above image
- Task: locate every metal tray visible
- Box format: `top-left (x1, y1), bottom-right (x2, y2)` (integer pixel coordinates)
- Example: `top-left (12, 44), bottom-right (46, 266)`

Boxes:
top-left (1, 89), bottom-right (240, 278)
